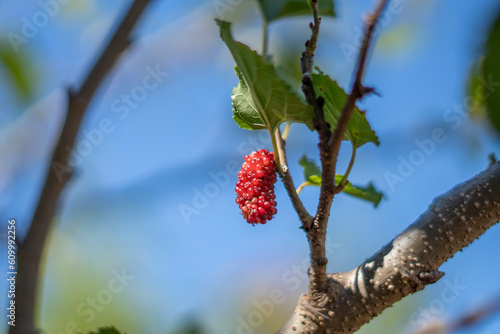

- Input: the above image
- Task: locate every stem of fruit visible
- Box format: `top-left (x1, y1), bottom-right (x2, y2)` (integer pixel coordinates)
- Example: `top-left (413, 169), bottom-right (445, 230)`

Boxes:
top-left (282, 122), bottom-right (291, 141)
top-left (273, 127), bottom-right (313, 225)
top-left (270, 127), bottom-right (282, 173)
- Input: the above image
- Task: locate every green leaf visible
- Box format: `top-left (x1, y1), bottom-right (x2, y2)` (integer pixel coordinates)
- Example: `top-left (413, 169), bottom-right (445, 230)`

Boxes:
top-left (256, 0), bottom-right (335, 23)
top-left (482, 12), bottom-right (500, 135)
top-left (231, 67), bottom-right (267, 130)
top-left (341, 181), bottom-right (384, 208)
top-left (217, 19), bottom-right (315, 131)
top-left (298, 155), bottom-right (384, 207)
top-left (298, 155), bottom-right (322, 185)
top-left (466, 58), bottom-right (487, 119)
top-left (233, 112), bottom-right (256, 130)
top-left (311, 71), bottom-right (379, 147)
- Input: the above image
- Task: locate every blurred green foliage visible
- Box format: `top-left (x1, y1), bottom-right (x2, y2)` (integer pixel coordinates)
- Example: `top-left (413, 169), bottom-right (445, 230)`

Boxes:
top-left (0, 40), bottom-right (35, 102)
top-left (482, 12), bottom-right (500, 134)
top-left (86, 326), bottom-right (123, 334)
top-left (468, 9), bottom-right (500, 135)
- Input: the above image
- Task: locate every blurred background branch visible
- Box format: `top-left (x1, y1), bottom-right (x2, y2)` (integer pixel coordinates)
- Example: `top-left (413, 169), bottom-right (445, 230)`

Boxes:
top-left (12, 1), bottom-right (151, 333)
top-left (412, 297), bottom-right (500, 334)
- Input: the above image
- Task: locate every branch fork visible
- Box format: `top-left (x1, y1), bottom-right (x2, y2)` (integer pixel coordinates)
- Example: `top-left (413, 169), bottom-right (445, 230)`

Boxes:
top-left (279, 161), bottom-right (500, 333)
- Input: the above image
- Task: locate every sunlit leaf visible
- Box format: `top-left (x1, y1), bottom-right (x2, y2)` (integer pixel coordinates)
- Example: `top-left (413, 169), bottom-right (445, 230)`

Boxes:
top-left (342, 181), bottom-right (384, 208)
top-left (298, 155), bottom-right (322, 185)
top-left (217, 20), bottom-right (314, 131)
top-left (298, 155), bottom-right (384, 207)
top-left (312, 71), bottom-right (379, 147)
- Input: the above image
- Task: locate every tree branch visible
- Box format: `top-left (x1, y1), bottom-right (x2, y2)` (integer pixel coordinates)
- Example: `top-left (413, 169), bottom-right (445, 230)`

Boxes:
top-left (301, 0), bottom-right (390, 294)
top-left (12, 1), bottom-right (151, 333)
top-left (301, 0), bottom-right (329, 139)
top-left (278, 161), bottom-right (500, 334)
top-left (275, 128), bottom-right (313, 225)
top-left (297, 0), bottom-right (333, 293)
top-left (327, 0), bottom-right (389, 179)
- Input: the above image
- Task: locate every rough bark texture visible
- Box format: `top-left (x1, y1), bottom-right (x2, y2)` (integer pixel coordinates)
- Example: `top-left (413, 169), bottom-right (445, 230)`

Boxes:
top-left (11, 1), bottom-right (151, 333)
top-left (295, 0), bottom-right (390, 294)
top-left (278, 161), bottom-right (500, 333)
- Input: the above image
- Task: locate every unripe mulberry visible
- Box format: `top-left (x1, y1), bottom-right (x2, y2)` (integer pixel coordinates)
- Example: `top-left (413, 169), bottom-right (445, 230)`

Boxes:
top-left (235, 149), bottom-right (278, 225)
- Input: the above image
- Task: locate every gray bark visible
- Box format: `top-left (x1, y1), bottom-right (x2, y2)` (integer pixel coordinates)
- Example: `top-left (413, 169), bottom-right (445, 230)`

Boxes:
top-left (278, 161), bottom-right (500, 333)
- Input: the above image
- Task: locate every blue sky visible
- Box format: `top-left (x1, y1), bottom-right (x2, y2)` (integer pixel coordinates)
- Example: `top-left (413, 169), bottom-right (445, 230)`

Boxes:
top-left (1, 0), bottom-right (500, 333)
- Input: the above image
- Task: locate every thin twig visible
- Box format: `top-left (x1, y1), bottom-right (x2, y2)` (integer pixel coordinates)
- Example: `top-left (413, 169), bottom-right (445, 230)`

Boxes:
top-left (11, 2), bottom-right (151, 333)
top-left (328, 0), bottom-right (389, 181)
top-left (296, 181), bottom-right (312, 195)
top-left (275, 128), bottom-right (313, 225)
top-left (338, 145), bottom-right (357, 190)
top-left (301, 0), bottom-right (330, 139)
top-left (302, 0), bottom-right (321, 62)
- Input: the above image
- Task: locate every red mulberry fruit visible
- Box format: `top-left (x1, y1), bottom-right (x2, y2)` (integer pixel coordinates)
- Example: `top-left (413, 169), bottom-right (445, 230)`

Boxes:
top-left (235, 149), bottom-right (277, 225)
